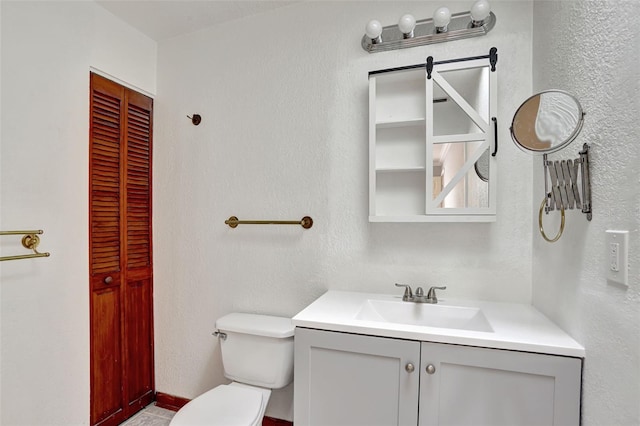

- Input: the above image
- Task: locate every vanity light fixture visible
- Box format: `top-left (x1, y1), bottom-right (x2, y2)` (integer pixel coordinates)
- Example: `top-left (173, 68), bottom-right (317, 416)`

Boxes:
top-left (362, 0), bottom-right (495, 53)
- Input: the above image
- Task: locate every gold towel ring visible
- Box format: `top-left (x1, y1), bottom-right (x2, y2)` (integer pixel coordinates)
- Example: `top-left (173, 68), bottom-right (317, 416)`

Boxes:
top-left (539, 196), bottom-right (565, 243)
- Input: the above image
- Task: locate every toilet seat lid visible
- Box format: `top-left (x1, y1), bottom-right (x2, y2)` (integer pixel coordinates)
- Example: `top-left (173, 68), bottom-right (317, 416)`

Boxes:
top-left (170, 385), bottom-right (264, 426)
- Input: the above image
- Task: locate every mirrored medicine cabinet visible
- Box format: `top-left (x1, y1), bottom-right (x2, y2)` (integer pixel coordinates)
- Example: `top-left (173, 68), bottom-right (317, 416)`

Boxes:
top-left (368, 52), bottom-right (498, 222)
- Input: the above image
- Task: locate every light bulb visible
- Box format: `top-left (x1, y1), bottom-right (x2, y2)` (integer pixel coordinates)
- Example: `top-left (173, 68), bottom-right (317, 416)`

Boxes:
top-left (433, 7), bottom-right (451, 32)
top-left (398, 14), bottom-right (416, 38)
top-left (365, 20), bottom-right (383, 42)
top-left (470, 0), bottom-right (491, 25)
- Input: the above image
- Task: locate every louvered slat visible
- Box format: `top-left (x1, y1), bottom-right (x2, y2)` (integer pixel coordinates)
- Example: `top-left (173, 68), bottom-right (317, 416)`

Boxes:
top-left (126, 103), bottom-right (151, 269)
top-left (91, 90), bottom-right (121, 274)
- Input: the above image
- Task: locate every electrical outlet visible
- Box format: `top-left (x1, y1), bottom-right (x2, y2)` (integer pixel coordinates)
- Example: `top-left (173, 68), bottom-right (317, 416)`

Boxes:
top-left (606, 230), bottom-right (629, 286)
top-left (610, 243), bottom-right (619, 271)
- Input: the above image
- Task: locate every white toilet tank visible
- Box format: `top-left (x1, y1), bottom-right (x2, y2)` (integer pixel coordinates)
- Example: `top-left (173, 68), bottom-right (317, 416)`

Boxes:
top-left (215, 313), bottom-right (294, 389)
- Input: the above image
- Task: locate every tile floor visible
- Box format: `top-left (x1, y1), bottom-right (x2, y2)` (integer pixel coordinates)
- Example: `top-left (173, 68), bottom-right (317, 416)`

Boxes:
top-left (120, 404), bottom-right (176, 426)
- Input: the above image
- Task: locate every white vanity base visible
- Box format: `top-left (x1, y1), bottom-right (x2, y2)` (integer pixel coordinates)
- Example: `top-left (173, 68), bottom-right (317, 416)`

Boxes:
top-left (293, 291), bottom-right (584, 426)
top-left (295, 328), bottom-right (581, 426)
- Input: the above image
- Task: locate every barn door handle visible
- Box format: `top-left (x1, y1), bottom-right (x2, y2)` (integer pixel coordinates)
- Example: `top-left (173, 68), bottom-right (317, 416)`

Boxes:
top-left (491, 117), bottom-right (498, 157)
top-left (104, 276), bottom-right (113, 284)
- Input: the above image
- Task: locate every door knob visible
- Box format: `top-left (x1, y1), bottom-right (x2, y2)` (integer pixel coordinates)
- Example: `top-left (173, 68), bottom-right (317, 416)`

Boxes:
top-left (104, 276), bottom-right (113, 284)
top-left (405, 363), bottom-right (415, 373)
top-left (426, 364), bottom-right (436, 374)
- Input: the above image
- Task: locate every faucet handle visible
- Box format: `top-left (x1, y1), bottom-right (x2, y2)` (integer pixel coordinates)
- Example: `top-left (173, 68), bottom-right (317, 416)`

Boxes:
top-left (426, 286), bottom-right (447, 302)
top-left (395, 283), bottom-right (414, 301)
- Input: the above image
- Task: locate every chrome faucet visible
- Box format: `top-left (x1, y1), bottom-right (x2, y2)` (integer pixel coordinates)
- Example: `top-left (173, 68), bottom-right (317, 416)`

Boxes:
top-left (395, 283), bottom-right (447, 304)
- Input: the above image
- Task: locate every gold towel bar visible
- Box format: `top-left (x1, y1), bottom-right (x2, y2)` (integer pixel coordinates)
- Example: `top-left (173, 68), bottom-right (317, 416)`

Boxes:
top-left (0, 230), bottom-right (43, 236)
top-left (0, 230), bottom-right (51, 262)
top-left (225, 216), bottom-right (313, 229)
top-left (1, 252), bottom-right (50, 262)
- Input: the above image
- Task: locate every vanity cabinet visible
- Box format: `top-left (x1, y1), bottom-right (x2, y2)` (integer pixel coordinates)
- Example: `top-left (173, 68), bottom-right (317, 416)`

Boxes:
top-left (294, 328), bottom-right (582, 426)
top-left (369, 57), bottom-right (497, 222)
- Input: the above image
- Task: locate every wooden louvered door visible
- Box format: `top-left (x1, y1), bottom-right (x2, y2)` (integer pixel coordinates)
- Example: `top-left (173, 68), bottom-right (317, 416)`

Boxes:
top-left (90, 73), bottom-right (154, 426)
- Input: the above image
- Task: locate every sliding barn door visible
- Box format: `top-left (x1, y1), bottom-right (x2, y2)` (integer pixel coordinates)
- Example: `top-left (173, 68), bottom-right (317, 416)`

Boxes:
top-left (89, 72), bottom-right (154, 426)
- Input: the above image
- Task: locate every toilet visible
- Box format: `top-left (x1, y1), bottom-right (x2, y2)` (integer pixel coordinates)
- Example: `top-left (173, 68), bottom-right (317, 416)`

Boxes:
top-left (170, 313), bottom-right (295, 426)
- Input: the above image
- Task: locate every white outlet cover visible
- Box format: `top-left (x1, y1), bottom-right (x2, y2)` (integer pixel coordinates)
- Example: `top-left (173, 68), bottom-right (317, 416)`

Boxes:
top-left (605, 230), bottom-right (629, 286)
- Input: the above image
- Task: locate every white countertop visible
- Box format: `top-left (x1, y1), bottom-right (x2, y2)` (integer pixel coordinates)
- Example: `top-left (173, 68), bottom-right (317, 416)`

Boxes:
top-left (292, 291), bottom-right (585, 358)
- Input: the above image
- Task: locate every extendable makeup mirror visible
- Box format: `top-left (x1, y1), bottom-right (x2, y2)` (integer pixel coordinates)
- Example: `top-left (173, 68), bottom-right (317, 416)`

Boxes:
top-left (510, 90), bottom-right (591, 242)
top-left (511, 90), bottom-right (584, 153)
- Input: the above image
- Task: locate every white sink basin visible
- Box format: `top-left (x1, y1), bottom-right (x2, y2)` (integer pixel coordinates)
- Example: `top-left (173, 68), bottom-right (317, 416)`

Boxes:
top-left (293, 291), bottom-right (585, 357)
top-left (355, 299), bottom-right (494, 332)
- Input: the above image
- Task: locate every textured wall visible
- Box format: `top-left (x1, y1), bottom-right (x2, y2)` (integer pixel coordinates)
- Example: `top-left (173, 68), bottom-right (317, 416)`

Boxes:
top-left (154, 1), bottom-right (534, 419)
top-left (0, 2), bottom-right (156, 424)
top-left (532, 1), bottom-right (640, 425)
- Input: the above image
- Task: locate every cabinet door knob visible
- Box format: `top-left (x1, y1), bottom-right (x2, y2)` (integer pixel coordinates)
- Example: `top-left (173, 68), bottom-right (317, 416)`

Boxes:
top-left (104, 276), bottom-right (113, 284)
top-left (426, 364), bottom-right (436, 374)
top-left (405, 363), bottom-right (415, 373)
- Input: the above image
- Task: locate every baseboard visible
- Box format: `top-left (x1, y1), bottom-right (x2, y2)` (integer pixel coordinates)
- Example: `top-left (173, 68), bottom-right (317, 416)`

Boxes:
top-left (155, 392), bottom-right (190, 412)
top-left (262, 416), bottom-right (293, 426)
top-left (155, 392), bottom-right (293, 425)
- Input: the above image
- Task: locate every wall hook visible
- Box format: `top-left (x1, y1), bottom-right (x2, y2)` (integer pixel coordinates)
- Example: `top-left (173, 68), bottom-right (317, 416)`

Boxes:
top-left (187, 114), bottom-right (202, 126)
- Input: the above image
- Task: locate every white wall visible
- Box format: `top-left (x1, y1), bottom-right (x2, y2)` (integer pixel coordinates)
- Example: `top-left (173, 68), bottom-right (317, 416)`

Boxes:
top-left (0, 1), bottom-right (156, 424)
top-left (15, 2), bottom-right (636, 425)
top-left (531, 1), bottom-right (640, 425)
top-left (154, 1), bottom-right (533, 419)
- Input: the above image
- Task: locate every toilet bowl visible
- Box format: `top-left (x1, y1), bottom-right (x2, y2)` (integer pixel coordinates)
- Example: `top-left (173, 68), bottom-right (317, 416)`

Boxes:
top-left (169, 313), bottom-right (294, 426)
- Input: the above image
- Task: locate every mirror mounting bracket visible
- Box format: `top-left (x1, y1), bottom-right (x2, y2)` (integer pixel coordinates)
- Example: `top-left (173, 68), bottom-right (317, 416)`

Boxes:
top-left (542, 143), bottom-right (592, 222)
top-left (578, 143), bottom-right (592, 220)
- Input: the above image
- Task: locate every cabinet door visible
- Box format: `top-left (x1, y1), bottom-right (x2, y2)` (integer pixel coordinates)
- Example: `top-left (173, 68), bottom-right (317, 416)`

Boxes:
top-left (419, 342), bottom-right (582, 426)
top-left (90, 74), bottom-right (126, 425)
top-left (122, 88), bottom-right (155, 413)
top-left (295, 328), bottom-right (420, 426)
top-left (426, 60), bottom-right (497, 218)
